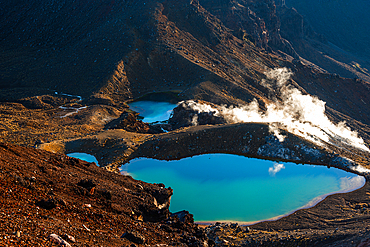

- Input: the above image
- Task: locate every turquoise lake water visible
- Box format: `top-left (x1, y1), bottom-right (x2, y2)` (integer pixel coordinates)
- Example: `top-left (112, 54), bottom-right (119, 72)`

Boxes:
top-left (122, 154), bottom-right (365, 223)
top-left (67, 153), bottom-right (99, 165)
top-left (128, 101), bottom-right (178, 123)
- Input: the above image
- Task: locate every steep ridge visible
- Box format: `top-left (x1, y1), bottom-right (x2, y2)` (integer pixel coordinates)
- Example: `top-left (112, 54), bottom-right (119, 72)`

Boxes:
top-left (285, 0), bottom-right (370, 59)
top-left (277, 2), bottom-right (370, 82)
top-left (199, 0), bottom-right (370, 82)
top-left (1, 0), bottom-right (369, 128)
top-left (199, 0), bottom-right (297, 54)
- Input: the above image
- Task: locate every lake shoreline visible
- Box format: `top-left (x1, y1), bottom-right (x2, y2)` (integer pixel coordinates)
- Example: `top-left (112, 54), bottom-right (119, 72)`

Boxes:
top-left (195, 176), bottom-right (366, 226)
top-left (39, 121), bottom-right (370, 246)
top-left (126, 154), bottom-right (365, 224)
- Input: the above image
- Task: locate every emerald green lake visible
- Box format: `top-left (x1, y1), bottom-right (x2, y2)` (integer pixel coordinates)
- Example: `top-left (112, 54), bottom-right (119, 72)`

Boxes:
top-left (122, 154), bottom-right (364, 223)
top-left (128, 101), bottom-right (177, 123)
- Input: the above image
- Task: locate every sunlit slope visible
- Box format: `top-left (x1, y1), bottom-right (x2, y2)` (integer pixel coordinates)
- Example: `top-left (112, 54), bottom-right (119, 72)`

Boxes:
top-left (0, 0), bottom-right (370, 139)
top-left (0, 0), bottom-right (274, 103)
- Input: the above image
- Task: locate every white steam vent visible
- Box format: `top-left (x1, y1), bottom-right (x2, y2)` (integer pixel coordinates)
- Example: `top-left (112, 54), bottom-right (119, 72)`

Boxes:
top-left (185, 68), bottom-right (370, 152)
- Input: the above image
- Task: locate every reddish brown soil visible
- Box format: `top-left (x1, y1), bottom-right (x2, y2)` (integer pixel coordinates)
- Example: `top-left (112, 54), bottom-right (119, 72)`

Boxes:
top-left (0, 143), bottom-right (209, 247)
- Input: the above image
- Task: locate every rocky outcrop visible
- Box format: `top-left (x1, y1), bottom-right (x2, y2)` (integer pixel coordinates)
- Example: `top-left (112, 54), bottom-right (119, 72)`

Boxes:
top-left (198, 0), bottom-right (299, 57)
top-left (105, 111), bottom-right (174, 134)
top-left (169, 100), bottom-right (226, 129)
top-left (105, 112), bottom-right (150, 133)
top-left (285, 0), bottom-right (370, 58)
top-left (140, 184), bottom-right (173, 222)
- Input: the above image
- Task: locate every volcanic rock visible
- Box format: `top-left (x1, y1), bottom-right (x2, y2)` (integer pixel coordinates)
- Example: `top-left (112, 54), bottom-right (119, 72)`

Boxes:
top-left (36, 198), bottom-right (58, 210)
top-left (169, 100), bottom-right (226, 129)
top-left (105, 112), bottom-right (150, 133)
top-left (77, 178), bottom-right (96, 191)
top-left (62, 234), bottom-right (76, 243)
top-left (48, 234), bottom-right (71, 247)
top-left (0, 142), bottom-right (197, 246)
top-left (171, 210), bottom-right (195, 224)
top-left (121, 231), bottom-right (146, 244)
top-left (148, 123), bottom-right (173, 134)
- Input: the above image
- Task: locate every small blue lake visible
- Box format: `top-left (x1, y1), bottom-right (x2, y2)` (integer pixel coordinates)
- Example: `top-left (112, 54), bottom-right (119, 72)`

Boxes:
top-left (128, 101), bottom-right (177, 123)
top-left (67, 153), bottom-right (99, 165)
top-left (122, 154), bottom-right (364, 223)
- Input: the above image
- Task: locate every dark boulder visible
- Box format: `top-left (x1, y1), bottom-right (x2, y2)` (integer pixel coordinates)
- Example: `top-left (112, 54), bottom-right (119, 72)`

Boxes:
top-left (77, 178), bottom-right (96, 191)
top-left (169, 100), bottom-right (226, 129)
top-left (139, 186), bottom-right (173, 222)
top-left (147, 123), bottom-right (173, 134)
top-left (36, 197), bottom-right (58, 210)
top-left (170, 210), bottom-right (194, 224)
top-left (121, 231), bottom-right (145, 244)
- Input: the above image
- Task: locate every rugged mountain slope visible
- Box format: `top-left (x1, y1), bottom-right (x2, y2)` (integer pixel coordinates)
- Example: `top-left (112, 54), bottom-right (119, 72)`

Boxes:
top-left (0, 142), bottom-right (213, 246)
top-left (278, 1), bottom-right (370, 81)
top-left (1, 0), bottom-right (370, 130)
top-left (285, 0), bottom-right (370, 59)
top-left (0, 0), bottom-right (275, 103)
top-left (199, 0), bottom-right (370, 81)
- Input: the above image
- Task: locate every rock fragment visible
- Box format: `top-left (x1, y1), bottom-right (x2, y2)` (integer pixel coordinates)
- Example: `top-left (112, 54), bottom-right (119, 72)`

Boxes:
top-left (36, 198), bottom-right (57, 210)
top-left (121, 230), bottom-right (146, 244)
top-left (77, 178), bottom-right (96, 190)
top-left (48, 234), bottom-right (71, 247)
top-left (83, 224), bottom-right (91, 231)
top-left (62, 234), bottom-right (76, 243)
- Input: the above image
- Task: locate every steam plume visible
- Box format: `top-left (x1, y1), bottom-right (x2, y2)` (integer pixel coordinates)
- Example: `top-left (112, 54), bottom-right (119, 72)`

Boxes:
top-left (185, 68), bottom-right (369, 152)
